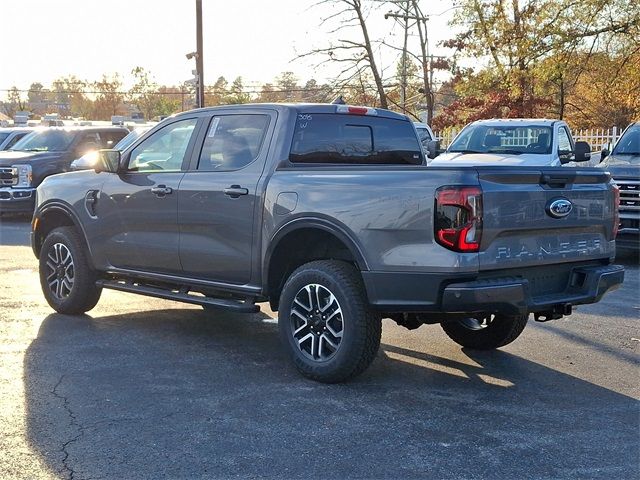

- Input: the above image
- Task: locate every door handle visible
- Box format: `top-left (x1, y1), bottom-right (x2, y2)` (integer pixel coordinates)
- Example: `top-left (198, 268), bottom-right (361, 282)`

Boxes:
top-left (151, 185), bottom-right (173, 196)
top-left (223, 185), bottom-right (249, 198)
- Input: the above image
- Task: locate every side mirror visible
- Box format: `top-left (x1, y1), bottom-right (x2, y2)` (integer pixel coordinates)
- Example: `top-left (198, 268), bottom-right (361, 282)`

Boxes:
top-left (95, 149), bottom-right (121, 173)
top-left (600, 147), bottom-right (610, 163)
top-left (573, 141), bottom-right (591, 162)
top-left (427, 140), bottom-right (441, 159)
top-left (71, 151), bottom-right (99, 171)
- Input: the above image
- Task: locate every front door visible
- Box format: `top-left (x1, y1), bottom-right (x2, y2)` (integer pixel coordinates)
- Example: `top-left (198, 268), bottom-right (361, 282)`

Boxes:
top-left (178, 112), bottom-right (274, 284)
top-left (96, 118), bottom-right (200, 274)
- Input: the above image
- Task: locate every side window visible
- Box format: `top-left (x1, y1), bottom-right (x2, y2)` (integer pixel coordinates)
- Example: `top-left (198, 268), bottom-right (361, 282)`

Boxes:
top-left (99, 130), bottom-right (127, 148)
top-left (75, 132), bottom-right (102, 155)
top-left (5, 133), bottom-right (27, 150)
top-left (197, 114), bottom-right (269, 171)
top-left (558, 127), bottom-right (573, 154)
top-left (128, 118), bottom-right (198, 172)
top-left (417, 127), bottom-right (432, 148)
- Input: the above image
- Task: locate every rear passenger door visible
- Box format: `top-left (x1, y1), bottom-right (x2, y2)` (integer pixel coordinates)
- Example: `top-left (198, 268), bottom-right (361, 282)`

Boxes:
top-left (178, 110), bottom-right (275, 284)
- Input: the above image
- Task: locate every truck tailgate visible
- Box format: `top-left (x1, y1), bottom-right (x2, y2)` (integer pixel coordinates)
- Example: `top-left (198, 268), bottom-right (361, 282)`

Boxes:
top-left (477, 168), bottom-right (616, 270)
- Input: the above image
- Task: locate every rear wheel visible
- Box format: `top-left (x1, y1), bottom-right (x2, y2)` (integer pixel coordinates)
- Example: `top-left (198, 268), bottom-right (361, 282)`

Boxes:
top-left (441, 313), bottom-right (528, 350)
top-left (39, 227), bottom-right (102, 314)
top-left (278, 260), bottom-right (381, 383)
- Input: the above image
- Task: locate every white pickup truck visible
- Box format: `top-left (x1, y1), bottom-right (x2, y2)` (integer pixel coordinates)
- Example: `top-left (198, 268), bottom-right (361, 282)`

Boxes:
top-left (428, 119), bottom-right (591, 167)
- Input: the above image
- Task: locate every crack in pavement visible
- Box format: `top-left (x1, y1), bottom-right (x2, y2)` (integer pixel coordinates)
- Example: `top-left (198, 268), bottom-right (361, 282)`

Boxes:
top-left (52, 375), bottom-right (85, 480)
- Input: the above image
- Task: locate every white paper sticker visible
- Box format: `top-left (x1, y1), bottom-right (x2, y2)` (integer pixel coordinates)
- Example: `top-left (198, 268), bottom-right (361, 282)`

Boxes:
top-left (207, 117), bottom-right (221, 138)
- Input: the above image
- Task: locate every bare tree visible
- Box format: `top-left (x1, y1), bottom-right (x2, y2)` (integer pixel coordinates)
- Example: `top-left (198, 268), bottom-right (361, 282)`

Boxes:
top-left (297, 0), bottom-right (388, 108)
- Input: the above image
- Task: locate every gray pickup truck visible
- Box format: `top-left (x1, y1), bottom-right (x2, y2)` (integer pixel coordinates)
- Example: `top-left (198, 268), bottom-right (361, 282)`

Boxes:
top-left (31, 104), bottom-right (624, 382)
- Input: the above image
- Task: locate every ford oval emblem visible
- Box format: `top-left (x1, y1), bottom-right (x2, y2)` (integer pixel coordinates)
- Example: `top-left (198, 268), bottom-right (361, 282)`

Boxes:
top-left (547, 198), bottom-right (573, 218)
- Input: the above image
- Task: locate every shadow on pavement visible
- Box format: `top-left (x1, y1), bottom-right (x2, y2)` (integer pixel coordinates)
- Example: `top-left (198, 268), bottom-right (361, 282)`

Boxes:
top-left (23, 308), bottom-right (639, 479)
top-left (0, 215), bottom-right (31, 247)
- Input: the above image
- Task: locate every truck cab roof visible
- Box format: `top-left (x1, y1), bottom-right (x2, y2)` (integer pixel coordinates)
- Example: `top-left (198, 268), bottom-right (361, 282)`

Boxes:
top-left (173, 103), bottom-right (410, 122)
top-left (467, 118), bottom-right (564, 127)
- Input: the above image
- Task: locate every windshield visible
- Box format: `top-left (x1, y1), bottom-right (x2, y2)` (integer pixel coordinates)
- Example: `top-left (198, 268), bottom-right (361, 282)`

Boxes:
top-left (449, 124), bottom-right (553, 155)
top-left (10, 130), bottom-right (76, 152)
top-left (612, 125), bottom-right (640, 160)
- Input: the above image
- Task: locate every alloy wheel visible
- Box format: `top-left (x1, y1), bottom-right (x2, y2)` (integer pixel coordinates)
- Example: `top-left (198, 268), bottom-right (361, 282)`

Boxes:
top-left (290, 284), bottom-right (344, 361)
top-left (45, 243), bottom-right (75, 300)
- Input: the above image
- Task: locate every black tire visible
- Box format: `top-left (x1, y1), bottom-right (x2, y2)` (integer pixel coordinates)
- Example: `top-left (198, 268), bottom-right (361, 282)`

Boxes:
top-left (39, 226), bottom-right (102, 314)
top-left (441, 313), bottom-right (528, 350)
top-left (278, 260), bottom-right (381, 383)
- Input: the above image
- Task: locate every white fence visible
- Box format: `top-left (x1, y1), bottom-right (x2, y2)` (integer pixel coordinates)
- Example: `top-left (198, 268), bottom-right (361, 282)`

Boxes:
top-left (434, 126), bottom-right (622, 151)
top-left (573, 127), bottom-right (622, 151)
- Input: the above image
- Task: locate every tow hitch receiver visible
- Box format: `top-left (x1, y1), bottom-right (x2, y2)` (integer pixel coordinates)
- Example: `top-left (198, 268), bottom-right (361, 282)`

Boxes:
top-left (534, 304), bottom-right (572, 322)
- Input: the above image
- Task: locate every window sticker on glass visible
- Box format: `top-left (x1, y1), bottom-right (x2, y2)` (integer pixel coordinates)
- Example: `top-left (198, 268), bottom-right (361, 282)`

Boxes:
top-left (208, 117), bottom-right (221, 138)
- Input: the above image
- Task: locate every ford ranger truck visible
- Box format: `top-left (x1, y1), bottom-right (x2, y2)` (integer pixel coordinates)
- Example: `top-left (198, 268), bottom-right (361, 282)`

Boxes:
top-left (31, 104), bottom-right (624, 383)
top-left (0, 126), bottom-right (127, 214)
top-left (599, 122), bottom-right (639, 251)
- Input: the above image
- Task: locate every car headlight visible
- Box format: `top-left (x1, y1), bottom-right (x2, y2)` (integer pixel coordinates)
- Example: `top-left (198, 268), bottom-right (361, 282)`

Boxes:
top-left (12, 164), bottom-right (32, 187)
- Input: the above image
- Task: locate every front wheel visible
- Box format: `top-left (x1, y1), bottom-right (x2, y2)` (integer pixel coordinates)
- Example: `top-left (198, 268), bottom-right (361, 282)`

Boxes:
top-left (39, 227), bottom-right (102, 314)
top-left (441, 313), bottom-right (528, 350)
top-left (278, 260), bottom-right (381, 383)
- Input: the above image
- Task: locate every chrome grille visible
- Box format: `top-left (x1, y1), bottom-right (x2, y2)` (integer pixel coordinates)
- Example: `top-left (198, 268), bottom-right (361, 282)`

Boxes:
top-left (615, 179), bottom-right (640, 212)
top-left (0, 167), bottom-right (17, 186)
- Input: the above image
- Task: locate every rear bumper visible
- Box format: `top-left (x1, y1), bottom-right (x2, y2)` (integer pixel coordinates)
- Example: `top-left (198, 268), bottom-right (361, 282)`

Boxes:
top-left (440, 264), bottom-right (624, 315)
top-left (0, 187), bottom-right (36, 213)
top-left (363, 263), bottom-right (624, 316)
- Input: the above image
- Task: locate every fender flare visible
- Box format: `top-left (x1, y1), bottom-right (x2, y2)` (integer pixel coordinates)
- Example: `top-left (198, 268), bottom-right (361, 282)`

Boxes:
top-left (33, 201), bottom-right (92, 258)
top-left (263, 217), bottom-right (369, 290)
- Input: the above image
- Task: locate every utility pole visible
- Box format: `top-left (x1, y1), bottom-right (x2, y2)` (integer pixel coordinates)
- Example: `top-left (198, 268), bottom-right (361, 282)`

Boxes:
top-left (195, 0), bottom-right (205, 108)
top-left (385, 2), bottom-right (412, 114)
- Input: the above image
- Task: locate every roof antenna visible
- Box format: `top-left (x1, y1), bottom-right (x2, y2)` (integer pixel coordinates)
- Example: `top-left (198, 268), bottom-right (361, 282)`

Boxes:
top-left (331, 95), bottom-right (346, 105)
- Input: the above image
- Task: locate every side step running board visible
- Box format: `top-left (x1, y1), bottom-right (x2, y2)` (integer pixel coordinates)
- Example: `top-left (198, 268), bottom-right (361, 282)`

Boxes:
top-left (96, 279), bottom-right (259, 313)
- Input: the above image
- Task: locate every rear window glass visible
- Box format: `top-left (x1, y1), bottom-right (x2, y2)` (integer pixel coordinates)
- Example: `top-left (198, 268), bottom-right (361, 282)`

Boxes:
top-left (290, 114), bottom-right (423, 165)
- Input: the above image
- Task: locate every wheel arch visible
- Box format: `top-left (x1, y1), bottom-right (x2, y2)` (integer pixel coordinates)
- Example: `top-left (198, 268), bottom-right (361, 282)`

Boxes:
top-left (33, 202), bottom-right (91, 259)
top-left (264, 218), bottom-right (369, 311)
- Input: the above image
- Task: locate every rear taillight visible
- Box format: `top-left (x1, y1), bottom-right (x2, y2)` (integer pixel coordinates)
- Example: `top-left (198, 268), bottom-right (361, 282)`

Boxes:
top-left (435, 186), bottom-right (483, 252)
top-left (612, 184), bottom-right (620, 237)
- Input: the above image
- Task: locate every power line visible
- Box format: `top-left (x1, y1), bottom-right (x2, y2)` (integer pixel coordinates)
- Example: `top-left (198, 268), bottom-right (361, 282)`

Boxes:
top-left (0, 83), bottom-right (403, 97)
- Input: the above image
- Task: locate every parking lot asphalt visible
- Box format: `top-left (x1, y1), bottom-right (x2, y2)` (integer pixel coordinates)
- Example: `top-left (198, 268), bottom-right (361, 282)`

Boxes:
top-left (0, 216), bottom-right (638, 480)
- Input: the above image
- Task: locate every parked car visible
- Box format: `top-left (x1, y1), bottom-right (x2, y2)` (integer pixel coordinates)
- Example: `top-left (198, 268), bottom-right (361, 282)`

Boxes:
top-left (0, 126), bottom-right (128, 213)
top-left (70, 126), bottom-right (152, 170)
top-left (0, 127), bottom-right (35, 151)
top-left (31, 104), bottom-right (623, 382)
top-left (427, 119), bottom-right (591, 166)
top-left (413, 121), bottom-right (435, 154)
top-left (599, 122), bottom-right (639, 251)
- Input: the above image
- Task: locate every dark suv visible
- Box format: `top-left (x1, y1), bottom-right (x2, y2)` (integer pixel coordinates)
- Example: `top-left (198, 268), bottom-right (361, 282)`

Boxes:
top-left (0, 126), bottom-right (128, 213)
